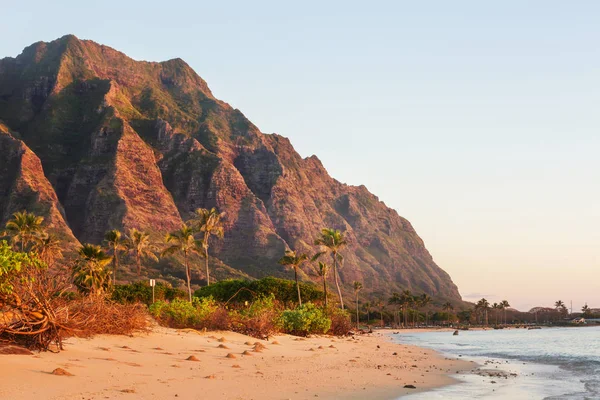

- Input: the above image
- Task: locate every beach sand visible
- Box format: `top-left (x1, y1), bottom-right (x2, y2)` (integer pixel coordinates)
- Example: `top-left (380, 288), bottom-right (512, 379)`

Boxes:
top-left (0, 327), bottom-right (473, 400)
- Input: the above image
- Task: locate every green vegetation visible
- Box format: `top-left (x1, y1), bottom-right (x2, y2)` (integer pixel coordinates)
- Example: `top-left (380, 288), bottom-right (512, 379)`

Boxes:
top-left (187, 207), bottom-right (225, 287)
top-left (280, 303), bottom-right (331, 336)
top-left (126, 228), bottom-right (158, 276)
top-left (149, 297), bottom-right (221, 329)
top-left (72, 244), bottom-right (112, 296)
top-left (278, 250), bottom-right (308, 306)
top-left (194, 277), bottom-right (324, 306)
top-left (313, 228), bottom-right (347, 309)
top-left (161, 224), bottom-right (200, 302)
top-left (111, 281), bottom-right (186, 305)
top-left (103, 229), bottom-right (127, 285)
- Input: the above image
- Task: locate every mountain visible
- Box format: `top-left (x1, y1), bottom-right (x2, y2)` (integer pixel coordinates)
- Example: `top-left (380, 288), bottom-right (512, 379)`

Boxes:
top-left (0, 35), bottom-right (461, 300)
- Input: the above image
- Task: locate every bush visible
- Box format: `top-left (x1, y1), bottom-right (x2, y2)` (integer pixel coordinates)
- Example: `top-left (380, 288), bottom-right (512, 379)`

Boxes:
top-left (328, 307), bottom-right (352, 335)
top-left (194, 277), bottom-right (324, 306)
top-left (149, 297), bottom-right (227, 330)
top-left (230, 294), bottom-right (281, 338)
top-left (112, 281), bottom-right (186, 305)
top-left (280, 303), bottom-right (331, 336)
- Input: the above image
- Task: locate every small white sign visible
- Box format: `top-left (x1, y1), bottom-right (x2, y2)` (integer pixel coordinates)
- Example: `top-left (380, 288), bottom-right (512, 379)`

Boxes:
top-left (149, 279), bottom-right (156, 287)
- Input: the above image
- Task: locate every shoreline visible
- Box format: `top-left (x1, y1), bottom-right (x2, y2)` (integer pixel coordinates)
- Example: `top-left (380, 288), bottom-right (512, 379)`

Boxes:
top-left (0, 326), bottom-right (474, 400)
top-left (389, 326), bottom-right (599, 399)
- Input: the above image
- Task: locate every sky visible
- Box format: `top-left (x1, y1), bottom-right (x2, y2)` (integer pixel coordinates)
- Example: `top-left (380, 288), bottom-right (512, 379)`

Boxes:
top-left (1, 0), bottom-right (599, 311)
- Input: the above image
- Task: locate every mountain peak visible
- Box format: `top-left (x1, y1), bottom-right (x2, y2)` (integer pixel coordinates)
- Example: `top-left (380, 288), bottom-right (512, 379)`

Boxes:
top-left (0, 36), bottom-right (462, 300)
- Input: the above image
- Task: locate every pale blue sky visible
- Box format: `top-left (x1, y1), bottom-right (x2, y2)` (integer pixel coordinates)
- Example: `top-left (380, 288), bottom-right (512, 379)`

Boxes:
top-left (2, 1), bottom-right (599, 310)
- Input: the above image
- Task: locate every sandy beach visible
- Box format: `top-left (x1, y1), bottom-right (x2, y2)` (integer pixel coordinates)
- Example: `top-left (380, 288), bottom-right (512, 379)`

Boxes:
top-left (0, 327), bottom-right (473, 400)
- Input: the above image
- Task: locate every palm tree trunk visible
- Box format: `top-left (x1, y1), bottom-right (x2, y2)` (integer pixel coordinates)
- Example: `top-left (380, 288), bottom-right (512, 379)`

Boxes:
top-left (294, 267), bottom-right (302, 306)
top-left (355, 293), bottom-right (359, 330)
top-left (204, 247), bottom-right (210, 286)
top-left (322, 276), bottom-right (328, 307)
top-left (113, 251), bottom-right (118, 285)
top-left (332, 254), bottom-right (344, 309)
top-left (184, 252), bottom-right (192, 302)
top-left (136, 253), bottom-right (141, 276)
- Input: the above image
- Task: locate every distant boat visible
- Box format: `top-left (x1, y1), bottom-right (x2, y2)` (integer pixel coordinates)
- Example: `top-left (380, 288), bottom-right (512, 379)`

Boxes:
top-left (528, 327), bottom-right (542, 330)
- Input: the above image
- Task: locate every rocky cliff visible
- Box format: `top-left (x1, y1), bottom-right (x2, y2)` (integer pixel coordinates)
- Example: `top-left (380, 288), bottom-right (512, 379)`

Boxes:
top-left (0, 35), bottom-right (461, 300)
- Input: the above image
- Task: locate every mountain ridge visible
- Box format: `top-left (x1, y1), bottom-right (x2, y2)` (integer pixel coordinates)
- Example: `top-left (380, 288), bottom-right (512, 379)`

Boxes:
top-left (0, 35), bottom-right (462, 301)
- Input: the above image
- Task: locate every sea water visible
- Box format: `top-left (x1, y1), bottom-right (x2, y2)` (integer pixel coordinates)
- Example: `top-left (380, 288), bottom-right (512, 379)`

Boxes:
top-left (392, 326), bottom-right (600, 399)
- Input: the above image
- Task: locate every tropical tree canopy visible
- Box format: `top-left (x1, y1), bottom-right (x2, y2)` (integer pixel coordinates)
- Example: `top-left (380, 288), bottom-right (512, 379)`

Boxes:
top-left (3, 211), bottom-right (44, 251)
top-left (72, 244), bottom-right (112, 295)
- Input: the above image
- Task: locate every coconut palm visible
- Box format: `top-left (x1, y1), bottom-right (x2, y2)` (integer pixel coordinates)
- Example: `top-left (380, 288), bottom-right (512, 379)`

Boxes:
top-left (353, 281), bottom-right (363, 330)
top-left (400, 290), bottom-right (413, 327)
top-left (104, 229), bottom-right (127, 285)
top-left (501, 300), bottom-right (510, 324)
top-left (278, 250), bottom-right (308, 306)
top-left (317, 261), bottom-right (330, 307)
top-left (419, 294), bottom-right (432, 327)
top-left (364, 301), bottom-right (372, 322)
top-left (442, 301), bottom-right (454, 326)
top-left (188, 207), bottom-right (225, 286)
top-left (73, 244), bottom-right (113, 296)
top-left (126, 229), bottom-right (158, 276)
top-left (313, 228), bottom-right (347, 309)
top-left (4, 211), bottom-right (44, 251)
top-left (388, 292), bottom-right (402, 326)
top-left (31, 232), bottom-right (62, 266)
top-left (376, 298), bottom-right (385, 327)
top-left (492, 303), bottom-right (500, 325)
top-left (582, 303), bottom-right (591, 317)
top-left (476, 298), bottom-right (490, 325)
top-left (162, 224), bottom-right (201, 302)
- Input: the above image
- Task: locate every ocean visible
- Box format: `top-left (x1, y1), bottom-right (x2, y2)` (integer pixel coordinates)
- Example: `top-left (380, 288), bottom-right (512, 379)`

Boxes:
top-left (392, 326), bottom-right (600, 399)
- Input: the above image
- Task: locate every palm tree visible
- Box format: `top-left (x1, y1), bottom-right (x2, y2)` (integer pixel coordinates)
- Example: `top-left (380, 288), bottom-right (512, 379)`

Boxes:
top-left (126, 228), bottom-right (158, 276)
top-left (162, 224), bottom-right (201, 302)
top-left (317, 261), bottom-right (330, 307)
top-left (400, 290), bottom-right (413, 327)
top-left (555, 300), bottom-right (567, 320)
top-left (419, 294), bottom-right (432, 327)
top-left (476, 298), bottom-right (490, 325)
top-left (388, 292), bottom-right (402, 327)
top-left (4, 211), bottom-right (44, 251)
top-left (313, 228), bottom-right (347, 309)
top-left (278, 250), bottom-right (308, 306)
top-left (31, 232), bottom-right (62, 266)
top-left (188, 207), bottom-right (225, 286)
top-left (443, 302), bottom-right (454, 326)
top-left (492, 303), bottom-right (500, 325)
top-left (353, 281), bottom-right (363, 330)
top-left (104, 229), bottom-right (127, 285)
top-left (364, 301), bottom-right (372, 322)
top-left (376, 299), bottom-right (385, 327)
top-left (581, 303), bottom-right (591, 317)
top-left (555, 300), bottom-right (565, 309)
top-left (73, 244), bottom-right (112, 296)
top-left (501, 300), bottom-right (510, 325)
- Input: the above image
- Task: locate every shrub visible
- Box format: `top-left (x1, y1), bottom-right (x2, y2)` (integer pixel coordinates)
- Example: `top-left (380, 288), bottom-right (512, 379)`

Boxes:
top-left (328, 307), bottom-right (352, 336)
top-left (280, 303), bottom-right (331, 336)
top-left (112, 281), bottom-right (186, 305)
top-left (194, 277), bottom-right (324, 306)
top-left (149, 297), bottom-right (226, 330)
top-left (230, 294), bottom-right (281, 338)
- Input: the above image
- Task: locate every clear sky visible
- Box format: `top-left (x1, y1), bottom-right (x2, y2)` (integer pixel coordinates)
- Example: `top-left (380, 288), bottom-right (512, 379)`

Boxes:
top-left (2, 1), bottom-right (598, 311)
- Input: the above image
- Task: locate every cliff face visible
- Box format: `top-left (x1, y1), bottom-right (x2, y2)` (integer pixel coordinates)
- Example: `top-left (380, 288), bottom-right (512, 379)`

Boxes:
top-left (0, 35), bottom-right (461, 300)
